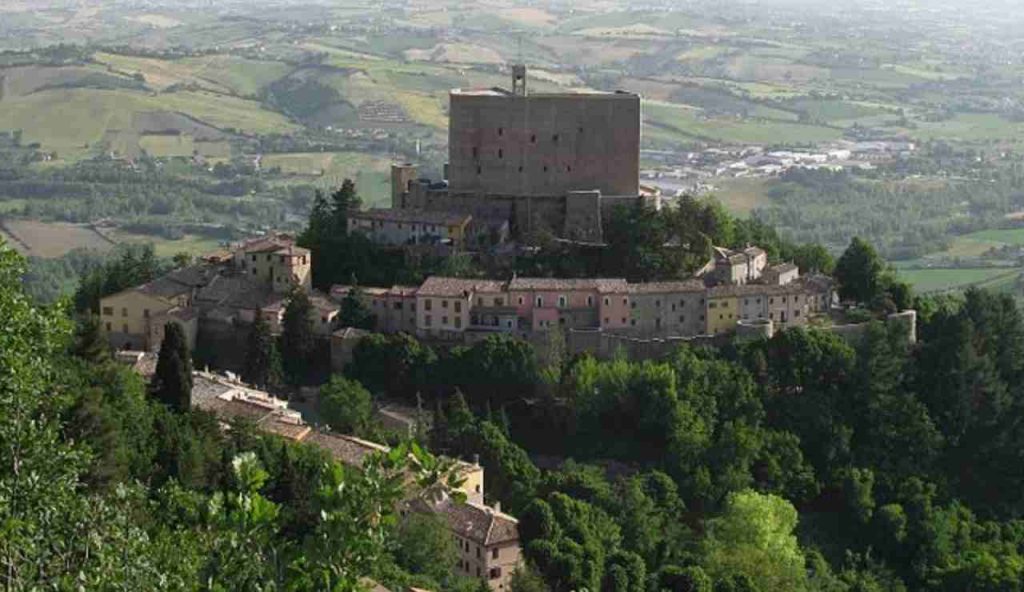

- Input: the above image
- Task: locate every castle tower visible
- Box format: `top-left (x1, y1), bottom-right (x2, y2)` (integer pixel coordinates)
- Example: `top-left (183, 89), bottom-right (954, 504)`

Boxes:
top-left (391, 163), bottom-right (418, 209)
top-left (511, 64), bottom-right (527, 97)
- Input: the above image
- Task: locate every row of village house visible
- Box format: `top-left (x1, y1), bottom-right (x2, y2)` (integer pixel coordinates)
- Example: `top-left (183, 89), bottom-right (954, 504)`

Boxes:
top-left (335, 270), bottom-right (833, 343)
top-left (97, 234), bottom-right (835, 353)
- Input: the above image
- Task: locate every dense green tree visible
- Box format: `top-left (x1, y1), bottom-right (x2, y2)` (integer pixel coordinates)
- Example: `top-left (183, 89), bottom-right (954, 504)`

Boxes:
top-left (330, 178), bottom-right (362, 234)
top-left (782, 242), bottom-right (836, 275)
top-left (243, 309), bottom-right (282, 389)
top-left (753, 328), bottom-right (856, 479)
top-left (0, 242), bottom-right (89, 588)
top-left (301, 189), bottom-right (333, 248)
top-left (509, 563), bottom-right (550, 592)
top-left (851, 322), bottom-right (941, 483)
top-left (835, 237), bottom-right (884, 304)
top-left (349, 332), bottom-right (437, 400)
top-left (151, 322), bottom-right (193, 412)
top-left (522, 493), bottom-right (623, 592)
top-left (602, 550), bottom-right (646, 592)
top-left (319, 375), bottom-right (373, 434)
top-left (613, 473), bottom-right (690, 570)
top-left (340, 284), bottom-right (377, 330)
top-left (73, 243), bottom-right (166, 313)
top-left (281, 287), bottom-right (316, 384)
top-left (656, 565), bottom-right (713, 592)
top-left (71, 313), bottom-right (110, 362)
top-left (201, 452), bottom-right (283, 590)
top-left (393, 511), bottom-right (458, 584)
top-left (446, 418), bottom-right (542, 513)
top-left (447, 334), bottom-right (539, 407)
top-left (702, 490), bottom-right (807, 592)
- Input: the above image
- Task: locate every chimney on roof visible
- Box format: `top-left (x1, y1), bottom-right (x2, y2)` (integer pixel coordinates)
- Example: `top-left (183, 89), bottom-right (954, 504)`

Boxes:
top-left (473, 453), bottom-right (480, 466)
top-left (512, 64), bottom-right (527, 97)
top-left (493, 501), bottom-right (501, 513)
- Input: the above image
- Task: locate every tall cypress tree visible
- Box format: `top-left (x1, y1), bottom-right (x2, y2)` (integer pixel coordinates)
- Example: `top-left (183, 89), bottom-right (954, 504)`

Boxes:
top-left (71, 314), bottom-right (109, 363)
top-left (243, 310), bottom-right (280, 389)
top-left (340, 285), bottom-right (376, 330)
top-left (281, 287), bottom-right (316, 385)
top-left (152, 322), bottom-right (193, 412)
top-left (330, 178), bottom-right (361, 235)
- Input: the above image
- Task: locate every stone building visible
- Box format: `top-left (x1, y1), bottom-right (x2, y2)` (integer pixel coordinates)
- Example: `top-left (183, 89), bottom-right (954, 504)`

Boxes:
top-left (348, 208), bottom-right (472, 247)
top-left (233, 234), bottom-right (311, 293)
top-left (699, 246), bottom-right (768, 286)
top-left (623, 280), bottom-right (707, 337)
top-left (417, 498), bottom-right (521, 591)
top-left (415, 277), bottom-right (507, 341)
top-left (447, 85), bottom-right (640, 199)
top-left (329, 253), bottom-right (835, 345)
top-left (389, 66), bottom-right (655, 242)
top-left (100, 265), bottom-right (215, 351)
top-left (101, 233), bottom-right (336, 355)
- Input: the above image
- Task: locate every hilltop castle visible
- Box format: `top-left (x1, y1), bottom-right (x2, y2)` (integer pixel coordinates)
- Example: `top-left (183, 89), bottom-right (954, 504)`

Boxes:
top-left (388, 65), bottom-right (657, 242)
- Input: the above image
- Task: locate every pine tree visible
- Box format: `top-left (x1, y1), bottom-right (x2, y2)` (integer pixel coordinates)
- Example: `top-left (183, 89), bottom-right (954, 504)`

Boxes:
top-left (299, 189), bottom-right (332, 249)
top-left (243, 310), bottom-right (280, 388)
top-left (281, 287), bottom-right (316, 385)
top-left (447, 389), bottom-right (475, 434)
top-left (152, 322), bottom-right (193, 412)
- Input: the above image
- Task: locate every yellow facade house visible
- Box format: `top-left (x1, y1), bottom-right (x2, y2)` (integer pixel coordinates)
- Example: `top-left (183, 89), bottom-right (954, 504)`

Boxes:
top-left (705, 287), bottom-right (740, 335)
top-left (100, 266), bottom-right (212, 351)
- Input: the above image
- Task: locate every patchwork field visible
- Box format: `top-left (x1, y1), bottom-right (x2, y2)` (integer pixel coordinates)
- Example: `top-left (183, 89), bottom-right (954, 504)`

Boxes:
top-left (912, 228), bottom-right (1024, 261)
top-left (914, 114), bottom-right (1024, 145)
top-left (896, 267), bottom-right (1020, 294)
top-left (108, 231), bottom-right (224, 258)
top-left (262, 152), bottom-right (393, 207)
top-left (711, 178), bottom-right (771, 217)
top-left (0, 86), bottom-right (295, 160)
top-left (0, 219), bottom-right (115, 257)
top-left (645, 102), bottom-right (842, 146)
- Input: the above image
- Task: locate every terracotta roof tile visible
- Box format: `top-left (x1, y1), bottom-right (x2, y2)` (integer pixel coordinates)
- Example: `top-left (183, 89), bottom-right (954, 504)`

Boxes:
top-left (418, 277), bottom-right (505, 297)
top-left (627, 280), bottom-right (705, 294)
top-left (303, 432), bottom-right (390, 467)
top-left (412, 498), bottom-right (518, 546)
top-left (508, 277), bottom-right (626, 292)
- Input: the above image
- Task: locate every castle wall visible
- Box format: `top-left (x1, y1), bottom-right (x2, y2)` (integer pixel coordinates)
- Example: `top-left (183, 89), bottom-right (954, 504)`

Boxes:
top-left (564, 190), bottom-right (602, 242)
top-left (565, 329), bottom-right (723, 361)
top-left (406, 183), bottom-right (568, 238)
top-left (448, 92), bottom-right (640, 198)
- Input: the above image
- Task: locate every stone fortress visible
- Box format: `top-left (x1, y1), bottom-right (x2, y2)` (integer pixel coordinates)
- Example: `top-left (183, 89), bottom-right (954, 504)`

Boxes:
top-left (390, 65), bottom-right (658, 242)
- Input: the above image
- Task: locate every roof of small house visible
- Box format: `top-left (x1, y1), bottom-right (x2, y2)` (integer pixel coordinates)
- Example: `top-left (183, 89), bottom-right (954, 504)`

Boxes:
top-left (418, 277), bottom-right (506, 297)
top-left (411, 497), bottom-right (519, 546)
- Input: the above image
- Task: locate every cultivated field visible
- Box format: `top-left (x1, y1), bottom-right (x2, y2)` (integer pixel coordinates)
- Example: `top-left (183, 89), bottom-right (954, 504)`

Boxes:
top-left (108, 230), bottom-right (224, 258)
top-left (896, 267), bottom-right (1020, 294)
top-left (262, 152), bottom-right (393, 207)
top-left (0, 220), bottom-right (115, 257)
